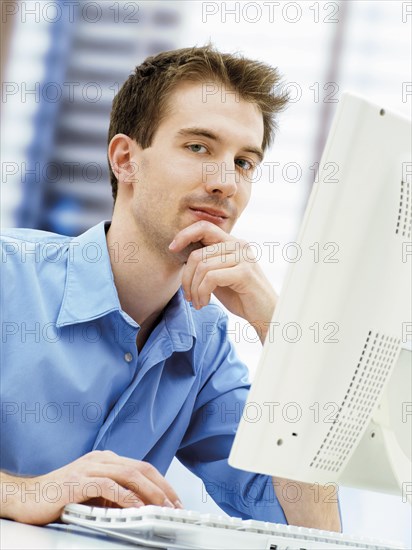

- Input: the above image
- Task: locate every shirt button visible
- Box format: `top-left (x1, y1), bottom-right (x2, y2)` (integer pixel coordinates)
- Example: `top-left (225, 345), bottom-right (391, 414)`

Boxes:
top-left (124, 352), bottom-right (133, 363)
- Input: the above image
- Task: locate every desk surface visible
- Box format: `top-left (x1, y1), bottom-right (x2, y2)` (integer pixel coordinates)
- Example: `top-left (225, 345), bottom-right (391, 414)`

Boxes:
top-left (0, 519), bottom-right (160, 549)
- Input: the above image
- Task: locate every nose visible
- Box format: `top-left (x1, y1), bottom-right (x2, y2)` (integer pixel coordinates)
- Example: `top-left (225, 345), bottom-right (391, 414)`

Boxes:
top-left (203, 158), bottom-right (239, 197)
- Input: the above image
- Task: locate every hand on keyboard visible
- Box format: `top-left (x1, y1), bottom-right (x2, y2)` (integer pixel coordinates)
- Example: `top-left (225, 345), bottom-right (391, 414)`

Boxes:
top-left (1, 450), bottom-right (183, 526)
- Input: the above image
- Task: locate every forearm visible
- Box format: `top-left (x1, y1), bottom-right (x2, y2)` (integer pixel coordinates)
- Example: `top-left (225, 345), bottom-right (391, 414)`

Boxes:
top-left (272, 477), bottom-right (341, 532)
top-left (0, 471), bottom-right (24, 520)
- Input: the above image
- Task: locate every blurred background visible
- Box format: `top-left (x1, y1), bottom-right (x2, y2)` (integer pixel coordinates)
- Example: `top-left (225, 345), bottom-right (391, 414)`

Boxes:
top-left (1, 0), bottom-right (411, 544)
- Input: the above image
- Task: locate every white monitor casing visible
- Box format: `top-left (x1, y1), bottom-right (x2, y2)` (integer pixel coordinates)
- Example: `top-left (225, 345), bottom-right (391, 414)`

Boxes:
top-left (229, 93), bottom-right (412, 500)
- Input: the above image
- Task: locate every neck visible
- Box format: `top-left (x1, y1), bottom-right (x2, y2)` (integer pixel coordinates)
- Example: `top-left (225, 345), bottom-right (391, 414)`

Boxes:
top-left (106, 216), bottom-right (184, 328)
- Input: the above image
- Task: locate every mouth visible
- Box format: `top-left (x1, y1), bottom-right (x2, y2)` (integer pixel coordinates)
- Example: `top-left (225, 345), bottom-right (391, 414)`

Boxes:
top-left (188, 207), bottom-right (229, 225)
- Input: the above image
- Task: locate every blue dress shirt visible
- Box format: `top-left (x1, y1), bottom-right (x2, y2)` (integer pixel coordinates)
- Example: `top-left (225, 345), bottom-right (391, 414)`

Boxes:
top-left (0, 221), bottom-right (286, 522)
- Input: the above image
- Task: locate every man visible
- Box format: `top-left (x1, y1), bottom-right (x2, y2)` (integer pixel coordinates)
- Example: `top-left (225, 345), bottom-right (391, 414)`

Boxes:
top-left (1, 45), bottom-right (341, 530)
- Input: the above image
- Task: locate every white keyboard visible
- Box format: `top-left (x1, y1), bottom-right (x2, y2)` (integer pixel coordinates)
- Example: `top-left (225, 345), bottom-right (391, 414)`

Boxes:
top-left (61, 504), bottom-right (404, 550)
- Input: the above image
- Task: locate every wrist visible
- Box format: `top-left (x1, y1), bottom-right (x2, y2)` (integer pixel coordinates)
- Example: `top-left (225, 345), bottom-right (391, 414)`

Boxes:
top-left (272, 476), bottom-right (341, 532)
top-left (247, 290), bottom-right (277, 344)
top-left (1, 472), bottom-right (22, 520)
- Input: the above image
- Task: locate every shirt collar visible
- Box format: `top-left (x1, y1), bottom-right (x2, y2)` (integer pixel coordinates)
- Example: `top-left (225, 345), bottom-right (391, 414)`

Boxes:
top-left (56, 221), bottom-right (125, 328)
top-left (56, 222), bottom-right (197, 351)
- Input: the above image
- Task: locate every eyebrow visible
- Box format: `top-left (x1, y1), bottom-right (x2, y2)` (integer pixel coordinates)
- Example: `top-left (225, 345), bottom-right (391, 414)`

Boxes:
top-left (176, 126), bottom-right (264, 164)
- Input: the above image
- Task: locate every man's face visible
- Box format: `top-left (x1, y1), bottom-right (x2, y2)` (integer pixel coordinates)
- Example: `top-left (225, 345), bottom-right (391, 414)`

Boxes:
top-left (125, 80), bottom-right (265, 261)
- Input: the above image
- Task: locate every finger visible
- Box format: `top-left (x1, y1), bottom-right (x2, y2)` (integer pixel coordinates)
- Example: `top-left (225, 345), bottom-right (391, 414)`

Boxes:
top-left (89, 461), bottom-right (182, 509)
top-left (77, 477), bottom-right (144, 509)
top-left (84, 451), bottom-right (183, 508)
top-left (121, 460), bottom-right (182, 508)
top-left (189, 254), bottom-right (239, 309)
top-left (126, 473), bottom-right (181, 508)
top-left (182, 242), bottom-right (240, 302)
top-left (169, 221), bottom-right (229, 252)
top-left (181, 248), bottom-right (204, 302)
top-left (197, 265), bottom-right (244, 307)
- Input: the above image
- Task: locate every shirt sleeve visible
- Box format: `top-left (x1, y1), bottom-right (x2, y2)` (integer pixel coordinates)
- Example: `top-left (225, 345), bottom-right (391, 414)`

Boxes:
top-left (176, 309), bottom-right (288, 523)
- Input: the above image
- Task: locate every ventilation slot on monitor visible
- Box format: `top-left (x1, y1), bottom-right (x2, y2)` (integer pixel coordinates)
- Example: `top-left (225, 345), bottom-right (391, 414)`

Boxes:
top-left (309, 331), bottom-right (400, 473)
top-left (396, 179), bottom-right (411, 239)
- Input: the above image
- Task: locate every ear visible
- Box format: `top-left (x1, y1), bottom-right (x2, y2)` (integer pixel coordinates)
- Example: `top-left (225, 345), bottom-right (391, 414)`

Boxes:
top-left (108, 134), bottom-right (140, 190)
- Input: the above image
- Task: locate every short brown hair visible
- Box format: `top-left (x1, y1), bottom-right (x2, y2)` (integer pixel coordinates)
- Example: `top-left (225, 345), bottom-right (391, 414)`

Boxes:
top-left (108, 43), bottom-right (288, 201)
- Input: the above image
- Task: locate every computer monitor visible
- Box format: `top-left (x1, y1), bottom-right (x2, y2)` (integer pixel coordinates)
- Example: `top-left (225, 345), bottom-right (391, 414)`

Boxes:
top-left (229, 92), bottom-right (412, 502)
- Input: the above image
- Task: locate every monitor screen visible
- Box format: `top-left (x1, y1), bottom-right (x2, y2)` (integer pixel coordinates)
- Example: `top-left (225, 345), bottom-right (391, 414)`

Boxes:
top-left (229, 92), bottom-right (412, 499)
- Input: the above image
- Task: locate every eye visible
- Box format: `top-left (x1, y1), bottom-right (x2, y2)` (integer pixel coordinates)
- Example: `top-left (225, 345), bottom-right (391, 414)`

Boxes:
top-left (187, 144), bottom-right (208, 154)
top-left (235, 158), bottom-right (255, 170)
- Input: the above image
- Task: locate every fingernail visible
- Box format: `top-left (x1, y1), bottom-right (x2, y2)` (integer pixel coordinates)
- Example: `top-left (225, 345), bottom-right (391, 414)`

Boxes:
top-left (163, 498), bottom-right (174, 508)
top-left (168, 240), bottom-right (176, 250)
top-left (174, 499), bottom-right (184, 509)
